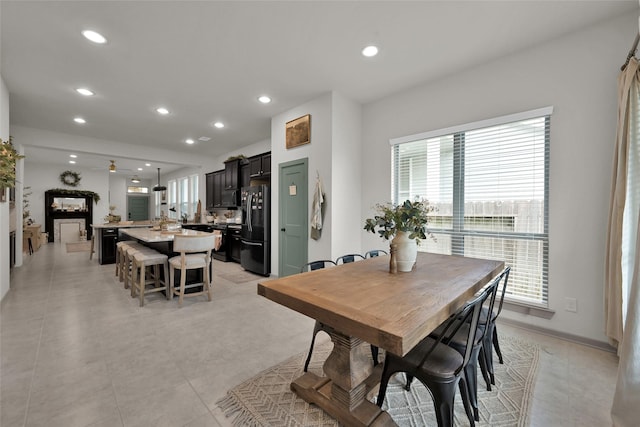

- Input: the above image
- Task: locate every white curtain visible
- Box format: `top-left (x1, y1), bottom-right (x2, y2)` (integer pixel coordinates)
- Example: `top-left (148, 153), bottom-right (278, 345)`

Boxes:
top-left (608, 57), bottom-right (640, 427)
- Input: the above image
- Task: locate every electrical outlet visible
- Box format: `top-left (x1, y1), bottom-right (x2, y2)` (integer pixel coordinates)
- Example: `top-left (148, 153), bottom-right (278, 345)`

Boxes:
top-left (565, 297), bottom-right (577, 313)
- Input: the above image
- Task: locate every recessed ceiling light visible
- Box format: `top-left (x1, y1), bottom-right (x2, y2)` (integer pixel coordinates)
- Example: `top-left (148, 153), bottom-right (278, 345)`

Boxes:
top-left (213, 122), bottom-right (224, 129)
top-left (137, 167), bottom-right (143, 171)
top-left (145, 163), bottom-right (151, 167)
top-left (362, 45), bottom-right (379, 57)
top-left (75, 88), bottom-right (95, 96)
top-left (73, 117), bottom-right (86, 124)
top-left (185, 138), bottom-right (195, 144)
top-left (69, 154), bottom-right (78, 158)
top-left (198, 136), bottom-right (211, 142)
top-left (258, 95), bottom-right (272, 104)
top-left (69, 160), bottom-right (76, 164)
top-left (156, 107), bottom-right (170, 115)
top-left (82, 30), bottom-right (107, 44)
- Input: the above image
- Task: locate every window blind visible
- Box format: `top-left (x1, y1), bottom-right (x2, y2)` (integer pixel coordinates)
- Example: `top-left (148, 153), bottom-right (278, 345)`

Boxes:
top-left (392, 107), bottom-right (551, 307)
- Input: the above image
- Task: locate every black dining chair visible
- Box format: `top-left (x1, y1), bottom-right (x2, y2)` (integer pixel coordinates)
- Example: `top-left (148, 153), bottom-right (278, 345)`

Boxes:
top-left (364, 249), bottom-right (388, 258)
top-left (481, 266), bottom-right (511, 387)
top-left (300, 259), bottom-right (336, 372)
top-left (415, 268), bottom-right (503, 423)
top-left (300, 259), bottom-right (336, 273)
top-left (376, 287), bottom-right (490, 427)
top-left (300, 258), bottom-right (379, 370)
top-left (335, 253), bottom-right (365, 264)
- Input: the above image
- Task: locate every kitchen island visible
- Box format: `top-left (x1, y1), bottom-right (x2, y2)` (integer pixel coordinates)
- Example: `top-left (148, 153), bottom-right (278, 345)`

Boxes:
top-left (121, 227), bottom-right (218, 293)
top-left (92, 222), bottom-right (152, 265)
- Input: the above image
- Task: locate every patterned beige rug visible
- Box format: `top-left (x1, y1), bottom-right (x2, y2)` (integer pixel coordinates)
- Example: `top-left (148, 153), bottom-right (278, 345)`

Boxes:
top-left (65, 241), bottom-right (92, 253)
top-left (217, 334), bottom-right (539, 426)
top-left (218, 269), bottom-right (263, 284)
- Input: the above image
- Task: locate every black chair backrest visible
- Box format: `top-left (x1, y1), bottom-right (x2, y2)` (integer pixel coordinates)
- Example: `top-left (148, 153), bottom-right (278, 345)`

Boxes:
top-left (474, 273), bottom-right (501, 345)
top-left (364, 249), bottom-right (388, 258)
top-left (417, 287), bottom-right (489, 376)
top-left (336, 254), bottom-right (365, 264)
top-left (300, 260), bottom-right (336, 273)
top-left (491, 266), bottom-right (511, 322)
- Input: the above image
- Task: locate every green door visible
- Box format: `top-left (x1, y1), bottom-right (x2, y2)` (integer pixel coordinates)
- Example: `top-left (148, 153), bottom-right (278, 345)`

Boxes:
top-left (127, 195), bottom-right (149, 221)
top-left (279, 158), bottom-right (308, 277)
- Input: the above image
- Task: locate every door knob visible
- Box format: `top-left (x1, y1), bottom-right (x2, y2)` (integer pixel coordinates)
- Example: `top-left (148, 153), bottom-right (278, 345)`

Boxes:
top-left (280, 228), bottom-right (286, 232)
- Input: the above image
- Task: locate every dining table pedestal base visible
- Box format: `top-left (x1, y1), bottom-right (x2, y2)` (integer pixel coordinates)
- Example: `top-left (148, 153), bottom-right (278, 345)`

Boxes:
top-left (290, 328), bottom-right (397, 427)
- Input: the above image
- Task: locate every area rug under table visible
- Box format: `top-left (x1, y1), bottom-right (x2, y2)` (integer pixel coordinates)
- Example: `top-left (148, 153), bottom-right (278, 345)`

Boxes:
top-left (65, 241), bottom-right (92, 253)
top-left (217, 334), bottom-right (539, 427)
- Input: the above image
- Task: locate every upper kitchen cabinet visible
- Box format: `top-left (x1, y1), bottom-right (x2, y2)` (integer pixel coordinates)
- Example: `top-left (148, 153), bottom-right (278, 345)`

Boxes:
top-left (224, 158), bottom-right (242, 190)
top-left (206, 170), bottom-right (224, 210)
top-left (240, 162), bottom-right (251, 189)
top-left (249, 152), bottom-right (271, 178)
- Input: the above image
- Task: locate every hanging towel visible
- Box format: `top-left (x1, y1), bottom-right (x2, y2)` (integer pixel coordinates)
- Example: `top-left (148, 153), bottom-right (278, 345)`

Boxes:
top-left (213, 230), bottom-right (223, 251)
top-left (311, 174), bottom-right (325, 240)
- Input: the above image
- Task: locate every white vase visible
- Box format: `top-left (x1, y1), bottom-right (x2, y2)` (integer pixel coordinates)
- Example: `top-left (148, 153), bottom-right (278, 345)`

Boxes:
top-left (391, 231), bottom-right (417, 272)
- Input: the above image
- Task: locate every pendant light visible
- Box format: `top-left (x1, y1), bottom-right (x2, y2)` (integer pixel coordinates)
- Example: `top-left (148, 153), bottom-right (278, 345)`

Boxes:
top-left (153, 168), bottom-right (166, 192)
top-left (131, 175), bottom-right (140, 184)
top-left (109, 160), bottom-right (116, 173)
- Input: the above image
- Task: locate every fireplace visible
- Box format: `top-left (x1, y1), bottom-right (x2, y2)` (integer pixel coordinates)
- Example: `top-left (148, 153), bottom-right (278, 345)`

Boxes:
top-left (45, 191), bottom-right (94, 243)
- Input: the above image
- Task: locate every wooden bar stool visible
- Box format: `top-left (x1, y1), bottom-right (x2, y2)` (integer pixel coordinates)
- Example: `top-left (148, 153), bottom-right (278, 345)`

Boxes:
top-left (116, 240), bottom-right (140, 280)
top-left (89, 235), bottom-right (95, 260)
top-left (130, 250), bottom-right (170, 307)
top-left (122, 244), bottom-right (155, 289)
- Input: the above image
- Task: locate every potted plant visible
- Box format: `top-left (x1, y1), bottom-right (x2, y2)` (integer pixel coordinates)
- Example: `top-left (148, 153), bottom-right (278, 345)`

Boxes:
top-left (0, 137), bottom-right (25, 193)
top-left (364, 199), bottom-right (435, 272)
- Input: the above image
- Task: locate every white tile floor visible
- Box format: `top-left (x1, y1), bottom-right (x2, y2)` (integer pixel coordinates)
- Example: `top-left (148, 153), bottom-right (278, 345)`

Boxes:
top-left (1, 243), bottom-right (619, 426)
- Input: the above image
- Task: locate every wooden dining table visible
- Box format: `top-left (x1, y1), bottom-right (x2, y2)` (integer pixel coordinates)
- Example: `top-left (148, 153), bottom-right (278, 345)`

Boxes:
top-left (258, 252), bottom-right (504, 427)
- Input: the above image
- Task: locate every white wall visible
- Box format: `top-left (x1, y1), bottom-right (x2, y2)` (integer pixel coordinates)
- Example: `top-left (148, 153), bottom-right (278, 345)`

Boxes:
top-left (0, 75), bottom-right (10, 300)
top-left (331, 92), bottom-right (363, 257)
top-left (23, 162), bottom-right (111, 230)
top-left (271, 93), bottom-right (334, 273)
top-left (360, 12), bottom-right (635, 342)
top-left (270, 92), bottom-right (363, 274)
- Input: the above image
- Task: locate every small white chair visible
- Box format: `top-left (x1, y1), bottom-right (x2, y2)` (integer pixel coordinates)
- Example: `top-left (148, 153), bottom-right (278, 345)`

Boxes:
top-left (169, 234), bottom-right (216, 307)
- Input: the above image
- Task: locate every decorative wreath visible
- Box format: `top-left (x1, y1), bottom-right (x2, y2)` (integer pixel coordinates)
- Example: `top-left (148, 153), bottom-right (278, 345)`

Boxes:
top-left (60, 170), bottom-right (81, 187)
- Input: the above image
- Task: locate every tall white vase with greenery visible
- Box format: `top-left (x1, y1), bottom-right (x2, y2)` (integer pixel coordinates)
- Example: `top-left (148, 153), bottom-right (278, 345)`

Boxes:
top-left (392, 231), bottom-right (418, 272)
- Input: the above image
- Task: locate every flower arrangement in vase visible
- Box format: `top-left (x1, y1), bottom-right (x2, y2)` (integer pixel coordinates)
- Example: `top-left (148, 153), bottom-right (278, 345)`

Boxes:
top-left (364, 199), bottom-right (436, 272)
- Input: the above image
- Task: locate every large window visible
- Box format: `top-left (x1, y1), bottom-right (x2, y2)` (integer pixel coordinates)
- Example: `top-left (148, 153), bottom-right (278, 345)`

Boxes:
top-left (167, 174), bottom-right (199, 220)
top-left (391, 107), bottom-right (551, 307)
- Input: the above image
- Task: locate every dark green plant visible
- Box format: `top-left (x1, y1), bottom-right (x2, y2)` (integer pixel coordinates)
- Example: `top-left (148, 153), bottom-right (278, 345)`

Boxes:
top-left (0, 137), bottom-right (25, 188)
top-left (364, 199), bottom-right (436, 243)
top-left (48, 188), bottom-right (100, 204)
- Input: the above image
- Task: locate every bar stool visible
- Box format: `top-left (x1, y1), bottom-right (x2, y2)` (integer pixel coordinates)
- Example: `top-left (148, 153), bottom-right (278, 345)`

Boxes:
top-left (89, 235), bottom-right (95, 260)
top-left (130, 250), bottom-right (170, 307)
top-left (122, 244), bottom-right (154, 289)
top-left (169, 234), bottom-right (216, 307)
top-left (116, 240), bottom-right (142, 280)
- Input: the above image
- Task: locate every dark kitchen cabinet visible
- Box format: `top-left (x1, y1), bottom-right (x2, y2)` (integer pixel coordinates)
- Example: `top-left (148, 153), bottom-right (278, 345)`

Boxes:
top-left (228, 227), bottom-right (242, 262)
top-left (249, 153), bottom-right (271, 178)
top-left (99, 227), bottom-right (118, 265)
top-left (224, 159), bottom-right (240, 190)
top-left (206, 170), bottom-right (225, 210)
top-left (240, 163), bottom-right (251, 189)
top-left (205, 172), bottom-right (215, 211)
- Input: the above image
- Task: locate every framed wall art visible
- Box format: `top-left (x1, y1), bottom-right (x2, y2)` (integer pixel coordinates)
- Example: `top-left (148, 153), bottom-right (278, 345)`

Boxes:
top-left (286, 114), bottom-right (311, 149)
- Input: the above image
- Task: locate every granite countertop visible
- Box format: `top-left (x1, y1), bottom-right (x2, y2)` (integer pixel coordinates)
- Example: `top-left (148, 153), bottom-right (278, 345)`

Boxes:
top-left (121, 227), bottom-right (214, 243)
top-left (92, 222), bottom-right (152, 229)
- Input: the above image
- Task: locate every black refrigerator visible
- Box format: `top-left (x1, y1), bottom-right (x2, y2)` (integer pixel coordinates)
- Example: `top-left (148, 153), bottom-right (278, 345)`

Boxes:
top-left (240, 185), bottom-right (270, 276)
